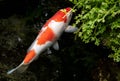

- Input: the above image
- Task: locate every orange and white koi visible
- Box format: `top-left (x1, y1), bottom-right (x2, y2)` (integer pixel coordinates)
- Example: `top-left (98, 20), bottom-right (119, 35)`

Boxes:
top-left (7, 7), bottom-right (78, 74)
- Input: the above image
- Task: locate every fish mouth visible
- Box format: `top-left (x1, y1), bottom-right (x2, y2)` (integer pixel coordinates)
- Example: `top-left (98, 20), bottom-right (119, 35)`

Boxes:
top-left (62, 9), bottom-right (72, 19)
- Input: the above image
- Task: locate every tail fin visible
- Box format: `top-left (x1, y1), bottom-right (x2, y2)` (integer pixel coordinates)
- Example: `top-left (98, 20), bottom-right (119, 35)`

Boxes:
top-left (7, 62), bottom-right (29, 74)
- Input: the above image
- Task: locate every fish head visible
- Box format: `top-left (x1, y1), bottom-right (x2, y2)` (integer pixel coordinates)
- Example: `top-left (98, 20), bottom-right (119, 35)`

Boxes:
top-left (51, 7), bottom-right (73, 23)
top-left (61, 7), bottom-right (73, 24)
top-left (43, 7), bottom-right (73, 27)
top-left (61, 7), bottom-right (72, 24)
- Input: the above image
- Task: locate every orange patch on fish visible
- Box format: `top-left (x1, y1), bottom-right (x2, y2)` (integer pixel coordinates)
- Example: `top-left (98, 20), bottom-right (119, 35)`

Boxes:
top-left (37, 27), bottom-right (55, 45)
top-left (23, 50), bottom-right (36, 64)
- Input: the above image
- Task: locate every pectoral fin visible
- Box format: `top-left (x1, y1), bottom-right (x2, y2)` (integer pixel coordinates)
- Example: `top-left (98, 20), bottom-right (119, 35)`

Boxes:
top-left (47, 48), bottom-right (52, 54)
top-left (65, 25), bottom-right (78, 33)
top-left (53, 41), bottom-right (59, 50)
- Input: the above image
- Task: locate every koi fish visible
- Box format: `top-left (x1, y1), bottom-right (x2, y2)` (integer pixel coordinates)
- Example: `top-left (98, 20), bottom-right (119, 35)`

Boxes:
top-left (7, 7), bottom-right (78, 74)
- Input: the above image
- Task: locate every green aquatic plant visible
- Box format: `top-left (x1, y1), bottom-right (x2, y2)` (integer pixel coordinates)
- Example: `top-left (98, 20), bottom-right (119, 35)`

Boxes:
top-left (70, 0), bottom-right (120, 62)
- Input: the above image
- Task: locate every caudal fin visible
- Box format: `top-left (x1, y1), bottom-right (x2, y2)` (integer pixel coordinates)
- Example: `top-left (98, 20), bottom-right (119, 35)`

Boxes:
top-left (7, 62), bottom-right (29, 74)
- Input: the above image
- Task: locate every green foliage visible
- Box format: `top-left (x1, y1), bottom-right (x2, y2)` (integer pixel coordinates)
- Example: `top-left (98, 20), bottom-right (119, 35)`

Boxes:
top-left (70, 0), bottom-right (120, 62)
